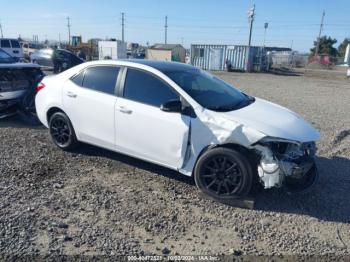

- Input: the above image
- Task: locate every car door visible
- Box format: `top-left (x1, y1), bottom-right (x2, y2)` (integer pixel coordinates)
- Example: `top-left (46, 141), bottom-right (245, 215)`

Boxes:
top-left (115, 67), bottom-right (190, 169)
top-left (63, 65), bottom-right (120, 150)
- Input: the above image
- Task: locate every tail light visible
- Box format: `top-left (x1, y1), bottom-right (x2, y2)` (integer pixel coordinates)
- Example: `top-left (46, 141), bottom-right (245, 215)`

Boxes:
top-left (36, 82), bottom-right (45, 92)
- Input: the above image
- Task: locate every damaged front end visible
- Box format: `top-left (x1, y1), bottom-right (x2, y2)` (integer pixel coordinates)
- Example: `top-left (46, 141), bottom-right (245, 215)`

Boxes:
top-left (253, 138), bottom-right (318, 193)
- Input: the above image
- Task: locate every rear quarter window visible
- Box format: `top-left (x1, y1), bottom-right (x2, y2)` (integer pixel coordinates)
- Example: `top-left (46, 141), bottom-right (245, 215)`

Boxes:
top-left (71, 71), bottom-right (85, 86)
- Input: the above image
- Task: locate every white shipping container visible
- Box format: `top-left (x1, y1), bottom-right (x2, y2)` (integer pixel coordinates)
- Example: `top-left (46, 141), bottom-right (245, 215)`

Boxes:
top-left (98, 40), bottom-right (127, 60)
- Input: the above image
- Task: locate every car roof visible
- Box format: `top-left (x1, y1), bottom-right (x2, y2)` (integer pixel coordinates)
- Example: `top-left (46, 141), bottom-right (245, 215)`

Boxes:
top-left (123, 59), bottom-right (196, 72)
top-left (65, 60), bottom-right (199, 79)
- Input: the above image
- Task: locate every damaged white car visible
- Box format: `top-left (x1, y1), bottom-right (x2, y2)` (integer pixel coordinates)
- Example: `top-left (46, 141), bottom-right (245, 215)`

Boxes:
top-left (35, 60), bottom-right (320, 200)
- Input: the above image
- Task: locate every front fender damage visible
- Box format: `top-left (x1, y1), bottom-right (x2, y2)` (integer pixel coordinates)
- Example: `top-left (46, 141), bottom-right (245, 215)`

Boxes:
top-left (180, 108), bottom-right (319, 193)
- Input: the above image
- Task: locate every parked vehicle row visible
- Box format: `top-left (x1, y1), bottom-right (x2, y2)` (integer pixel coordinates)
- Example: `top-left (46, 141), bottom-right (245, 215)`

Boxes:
top-left (35, 60), bottom-right (320, 200)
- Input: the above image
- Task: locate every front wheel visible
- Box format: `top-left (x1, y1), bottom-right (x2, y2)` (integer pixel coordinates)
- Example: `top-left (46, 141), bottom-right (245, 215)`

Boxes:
top-left (194, 147), bottom-right (253, 200)
top-left (49, 112), bottom-right (78, 150)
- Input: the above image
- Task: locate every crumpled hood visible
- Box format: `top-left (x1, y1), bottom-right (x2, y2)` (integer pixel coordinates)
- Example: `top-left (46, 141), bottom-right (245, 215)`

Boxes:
top-left (199, 97), bottom-right (320, 144)
top-left (217, 97), bottom-right (320, 143)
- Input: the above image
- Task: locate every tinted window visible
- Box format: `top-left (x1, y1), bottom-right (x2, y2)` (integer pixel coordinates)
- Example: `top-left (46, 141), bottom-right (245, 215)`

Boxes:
top-left (10, 40), bottom-right (20, 48)
top-left (71, 71), bottom-right (84, 86)
top-left (82, 66), bottom-right (119, 95)
top-left (1, 40), bottom-right (11, 48)
top-left (124, 68), bottom-right (179, 107)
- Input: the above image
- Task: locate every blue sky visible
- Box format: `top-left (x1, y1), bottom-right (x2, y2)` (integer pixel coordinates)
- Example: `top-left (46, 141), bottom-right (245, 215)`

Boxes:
top-left (1, 0), bottom-right (349, 52)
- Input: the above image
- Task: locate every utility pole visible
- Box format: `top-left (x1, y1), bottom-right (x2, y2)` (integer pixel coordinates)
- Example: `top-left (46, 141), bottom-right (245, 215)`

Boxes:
top-left (0, 20), bottom-right (3, 38)
top-left (247, 4), bottom-right (255, 47)
top-left (121, 12), bottom-right (125, 42)
top-left (67, 17), bottom-right (71, 45)
top-left (165, 15), bottom-right (168, 44)
top-left (315, 10), bottom-right (325, 57)
top-left (263, 22), bottom-right (268, 47)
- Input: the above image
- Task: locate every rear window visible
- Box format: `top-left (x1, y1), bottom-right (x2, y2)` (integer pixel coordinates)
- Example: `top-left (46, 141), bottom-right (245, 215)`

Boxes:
top-left (10, 40), bottom-right (21, 48)
top-left (1, 40), bottom-right (11, 48)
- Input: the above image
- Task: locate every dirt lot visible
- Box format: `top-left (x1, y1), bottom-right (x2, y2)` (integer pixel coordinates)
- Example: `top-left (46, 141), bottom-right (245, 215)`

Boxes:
top-left (0, 69), bottom-right (349, 258)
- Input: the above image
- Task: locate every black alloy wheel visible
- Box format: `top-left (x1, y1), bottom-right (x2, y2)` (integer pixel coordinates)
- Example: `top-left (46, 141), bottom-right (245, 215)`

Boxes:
top-left (194, 147), bottom-right (253, 200)
top-left (49, 112), bottom-right (78, 150)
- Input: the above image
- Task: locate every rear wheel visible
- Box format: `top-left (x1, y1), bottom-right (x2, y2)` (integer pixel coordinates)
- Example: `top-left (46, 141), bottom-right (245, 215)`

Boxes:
top-left (49, 112), bottom-right (78, 150)
top-left (194, 147), bottom-right (253, 200)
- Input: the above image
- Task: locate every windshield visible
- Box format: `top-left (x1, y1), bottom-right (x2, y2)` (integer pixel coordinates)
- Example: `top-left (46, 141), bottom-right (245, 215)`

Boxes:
top-left (164, 69), bottom-right (254, 111)
top-left (0, 49), bottom-right (16, 63)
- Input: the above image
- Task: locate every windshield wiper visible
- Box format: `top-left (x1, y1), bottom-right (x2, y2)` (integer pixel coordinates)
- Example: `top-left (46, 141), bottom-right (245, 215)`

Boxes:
top-left (207, 104), bottom-right (238, 111)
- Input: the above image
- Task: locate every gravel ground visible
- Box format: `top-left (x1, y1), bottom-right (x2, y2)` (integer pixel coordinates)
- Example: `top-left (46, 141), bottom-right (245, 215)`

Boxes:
top-left (0, 69), bottom-right (349, 258)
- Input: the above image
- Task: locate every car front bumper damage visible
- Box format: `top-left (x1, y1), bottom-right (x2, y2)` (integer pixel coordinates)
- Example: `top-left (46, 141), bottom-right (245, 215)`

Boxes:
top-left (253, 140), bottom-right (318, 193)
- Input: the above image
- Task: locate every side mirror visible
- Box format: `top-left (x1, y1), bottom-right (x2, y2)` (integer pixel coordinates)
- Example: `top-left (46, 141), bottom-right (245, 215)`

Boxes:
top-left (160, 99), bottom-right (182, 113)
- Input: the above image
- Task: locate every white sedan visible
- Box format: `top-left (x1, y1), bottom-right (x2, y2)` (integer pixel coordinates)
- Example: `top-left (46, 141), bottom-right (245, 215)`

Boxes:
top-left (35, 60), bottom-right (320, 200)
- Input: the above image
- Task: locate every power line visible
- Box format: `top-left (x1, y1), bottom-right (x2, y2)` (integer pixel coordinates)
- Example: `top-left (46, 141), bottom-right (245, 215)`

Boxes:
top-left (121, 12), bottom-right (125, 42)
top-left (315, 10), bottom-right (325, 56)
top-left (67, 17), bottom-right (71, 45)
top-left (165, 15), bottom-right (168, 44)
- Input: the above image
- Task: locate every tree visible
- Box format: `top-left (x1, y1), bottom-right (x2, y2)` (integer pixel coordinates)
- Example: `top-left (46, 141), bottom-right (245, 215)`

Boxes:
top-left (310, 36), bottom-right (338, 57)
top-left (338, 38), bottom-right (350, 58)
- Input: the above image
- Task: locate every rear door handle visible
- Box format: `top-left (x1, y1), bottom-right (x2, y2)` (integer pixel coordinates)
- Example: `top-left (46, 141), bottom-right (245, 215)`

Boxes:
top-left (66, 91), bottom-right (77, 98)
top-left (118, 106), bottom-right (132, 114)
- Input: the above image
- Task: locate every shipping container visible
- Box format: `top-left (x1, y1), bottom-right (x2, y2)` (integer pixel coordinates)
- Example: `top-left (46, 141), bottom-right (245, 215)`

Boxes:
top-left (190, 44), bottom-right (266, 72)
top-left (98, 40), bottom-right (127, 60)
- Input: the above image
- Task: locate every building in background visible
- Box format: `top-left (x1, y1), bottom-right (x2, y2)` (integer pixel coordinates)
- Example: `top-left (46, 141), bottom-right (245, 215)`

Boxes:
top-left (146, 44), bottom-right (186, 63)
top-left (98, 40), bottom-right (127, 60)
top-left (190, 44), bottom-right (267, 72)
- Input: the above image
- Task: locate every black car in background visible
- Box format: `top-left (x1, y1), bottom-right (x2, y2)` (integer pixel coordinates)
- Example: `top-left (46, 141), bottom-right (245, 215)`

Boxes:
top-left (0, 48), bottom-right (44, 119)
top-left (30, 48), bottom-right (84, 73)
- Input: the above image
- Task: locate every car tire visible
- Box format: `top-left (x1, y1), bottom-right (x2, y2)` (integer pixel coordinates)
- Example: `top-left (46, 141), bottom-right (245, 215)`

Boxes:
top-left (194, 147), bottom-right (253, 200)
top-left (49, 112), bottom-right (78, 150)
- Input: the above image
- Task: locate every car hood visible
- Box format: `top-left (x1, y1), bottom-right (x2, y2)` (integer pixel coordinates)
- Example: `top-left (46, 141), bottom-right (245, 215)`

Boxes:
top-left (211, 97), bottom-right (320, 143)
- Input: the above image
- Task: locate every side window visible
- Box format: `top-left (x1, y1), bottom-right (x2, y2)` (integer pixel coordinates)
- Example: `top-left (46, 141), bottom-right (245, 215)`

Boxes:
top-left (71, 71), bottom-right (85, 86)
top-left (1, 40), bottom-right (11, 48)
top-left (123, 68), bottom-right (179, 107)
top-left (10, 40), bottom-right (21, 48)
top-left (82, 66), bottom-right (119, 95)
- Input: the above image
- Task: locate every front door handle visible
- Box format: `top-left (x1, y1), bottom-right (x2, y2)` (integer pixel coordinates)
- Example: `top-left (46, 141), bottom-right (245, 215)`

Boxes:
top-left (118, 106), bottom-right (132, 114)
top-left (66, 91), bottom-right (77, 98)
